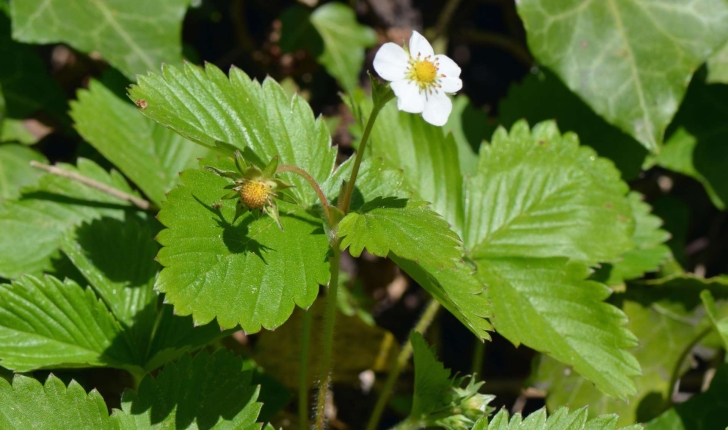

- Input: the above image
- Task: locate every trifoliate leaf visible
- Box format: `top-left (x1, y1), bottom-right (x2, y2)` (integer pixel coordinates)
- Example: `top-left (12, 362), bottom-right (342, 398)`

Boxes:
top-left (71, 79), bottom-right (210, 204)
top-left (309, 3), bottom-right (377, 92)
top-left (60, 214), bottom-right (159, 364)
top-left (465, 120), bottom-right (633, 266)
top-left (128, 63), bottom-right (336, 207)
top-left (338, 198), bottom-right (462, 269)
top-left (0, 374), bottom-right (114, 429)
top-left (114, 350), bottom-right (262, 429)
top-left (0, 144), bottom-right (46, 200)
top-left (498, 69), bottom-right (647, 181)
top-left (653, 72), bottom-right (728, 210)
top-left (155, 159), bottom-right (330, 332)
top-left (601, 192), bottom-right (671, 286)
top-left (0, 158), bottom-right (138, 279)
top-left (531, 276), bottom-right (728, 424)
top-left (0, 15), bottom-right (66, 119)
top-left (516, 0), bottom-right (728, 152)
top-left (10, 0), bottom-right (189, 80)
top-left (367, 100), bottom-right (466, 235)
top-left (478, 257), bottom-right (640, 399)
top-left (644, 364), bottom-right (728, 430)
top-left (0, 275), bottom-right (136, 372)
top-left (479, 407), bottom-right (642, 430)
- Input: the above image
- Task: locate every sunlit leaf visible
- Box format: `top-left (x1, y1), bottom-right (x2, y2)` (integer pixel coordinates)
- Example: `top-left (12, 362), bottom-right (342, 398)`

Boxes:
top-left (0, 375), bottom-right (114, 429)
top-left (0, 144), bottom-right (45, 200)
top-left (516, 0), bottom-right (728, 151)
top-left (478, 407), bottom-right (642, 430)
top-left (114, 350), bottom-right (262, 429)
top-left (71, 79), bottom-right (210, 204)
top-left (707, 42), bottom-right (728, 84)
top-left (11, 0), bottom-right (190, 79)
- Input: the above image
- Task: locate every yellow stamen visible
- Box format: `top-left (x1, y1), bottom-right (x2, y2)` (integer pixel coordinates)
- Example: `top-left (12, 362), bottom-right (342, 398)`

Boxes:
top-left (414, 60), bottom-right (437, 84)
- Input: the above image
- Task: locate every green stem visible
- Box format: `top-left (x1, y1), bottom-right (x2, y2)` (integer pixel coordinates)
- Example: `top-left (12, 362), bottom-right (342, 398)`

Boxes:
top-left (388, 416), bottom-right (423, 430)
top-left (314, 242), bottom-right (341, 429)
top-left (339, 104), bottom-right (383, 214)
top-left (276, 164), bottom-right (333, 225)
top-left (668, 326), bottom-right (712, 403)
top-left (299, 308), bottom-right (313, 429)
top-left (365, 300), bottom-right (441, 430)
top-left (471, 339), bottom-right (486, 376)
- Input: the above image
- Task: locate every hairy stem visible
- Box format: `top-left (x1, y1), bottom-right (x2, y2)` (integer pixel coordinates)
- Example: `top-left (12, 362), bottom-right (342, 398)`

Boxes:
top-left (276, 164), bottom-right (333, 225)
top-left (30, 161), bottom-right (155, 211)
top-left (339, 104), bottom-right (383, 214)
top-left (471, 339), bottom-right (486, 376)
top-left (299, 308), bottom-right (313, 429)
top-left (314, 242), bottom-right (341, 429)
top-left (365, 299), bottom-right (442, 430)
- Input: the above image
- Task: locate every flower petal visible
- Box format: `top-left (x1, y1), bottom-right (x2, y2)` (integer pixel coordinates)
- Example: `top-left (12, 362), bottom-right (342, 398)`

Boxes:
top-left (391, 80), bottom-right (426, 114)
top-left (422, 92), bottom-right (453, 126)
top-left (440, 76), bottom-right (462, 93)
top-left (373, 43), bottom-right (409, 82)
top-left (409, 30), bottom-right (434, 59)
top-left (435, 54), bottom-right (462, 78)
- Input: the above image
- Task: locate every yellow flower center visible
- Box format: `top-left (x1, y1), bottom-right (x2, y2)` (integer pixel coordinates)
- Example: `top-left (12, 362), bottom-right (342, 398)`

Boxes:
top-left (240, 180), bottom-right (270, 210)
top-left (407, 55), bottom-right (442, 92)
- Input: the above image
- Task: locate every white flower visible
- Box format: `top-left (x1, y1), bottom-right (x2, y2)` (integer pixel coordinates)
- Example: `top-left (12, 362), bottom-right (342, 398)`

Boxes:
top-left (373, 30), bottom-right (462, 126)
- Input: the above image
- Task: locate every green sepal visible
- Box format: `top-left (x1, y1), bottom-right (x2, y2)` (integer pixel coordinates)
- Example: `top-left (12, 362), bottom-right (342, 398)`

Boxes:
top-left (213, 140), bottom-right (239, 157)
top-left (234, 150), bottom-right (248, 173)
top-left (221, 190), bottom-right (239, 200)
top-left (264, 155), bottom-right (279, 176)
top-left (369, 71), bottom-right (395, 110)
top-left (244, 165), bottom-right (264, 180)
top-left (272, 178), bottom-right (294, 191)
top-left (276, 190), bottom-right (298, 204)
top-left (233, 200), bottom-right (248, 224)
top-left (266, 203), bottom-right (284, 231)
top-left (205, 166), bottom-right (242, 180)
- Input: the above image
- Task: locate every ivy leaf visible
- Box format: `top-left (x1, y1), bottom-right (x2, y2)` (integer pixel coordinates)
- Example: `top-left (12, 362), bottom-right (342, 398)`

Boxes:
top-left (114, 350), bottom-right (262, 429)
top-left (652, 71), bottom-right (728, 210)
top-left (516, 0), bottom-right (728, 152)
top-left (128, 63), bottom-right (336, 207)
top-left (0, 144), bottom-right (46, 200)
top-left (478, 407), bottom-right (642, 430)
top-left (498, 69), bottom-right (647, 181)
top-left (0, 374), bottom-right (114, 429)
top-left (531, 275), bottom-right (728, 424)
top-left (0, 158), bottom-right (138, 279)
top-left (601, 192), bottom-right (671, 286)
top-left (338, 198), bottom-right (462, 269)
top-left (478, 257), bottom-right (640, 399)
top-left (71, 79), bottom-right (210, 204)
top-left (309, 3), bottom-right (377, 92)
top-left (0, 275), bottom-right (137, 372)
top-left (60, 215), bottom-right (159, 366)
top-left (155, 159), bottom-right (330, 333)
top-left (0, 15), bottom-right (66, 119)
top-left (465, 121), bottom-right (633, 266)
top-left (367, 100), bottom-right (465, 235)
top-left (10, 0), bottom-right (190, 80)
top-left (644, 364), bottom-right (728, 430)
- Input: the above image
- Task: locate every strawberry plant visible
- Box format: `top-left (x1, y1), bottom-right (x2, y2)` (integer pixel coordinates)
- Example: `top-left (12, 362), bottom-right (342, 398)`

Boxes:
top-left (1, 0), bottom-right (727, 429)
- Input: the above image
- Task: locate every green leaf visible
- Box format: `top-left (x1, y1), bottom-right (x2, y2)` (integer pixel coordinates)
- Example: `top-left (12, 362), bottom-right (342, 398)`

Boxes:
top-left (155, 159), bottom-right (330, 332)
top-left (0, 275), bottom-right (136, 372)
top-left (309, 3), bottom-right (377, 92)
top-left (465, 121), bottom-right (633, 266)
top-left (60, 215), bottom-right (159, 365)
top-left (11, 0), bottom-right (190, 80)
top-left (644, 364), bottom-right (728, 430)
top-left (498, 69), bottom-right (647, 181)
top-left (410, 332), bottom-right (453, 418)
top-left (516, 0), bottom-right (728, 152)
top-left (652, 71), bottom-right (728, 210)
top-left (480, 407), bottom-right (642, 430)
top-left (0, 15), bottom-right (66, 119)
top-left (114, 350), bottom-right (262, 429)
top-left (1, 119), bottom-right (38, 144)
top-left (338, 198), bottom-right (462, 269)
top-left (601, 192), bottom-right (671, 286)
top-left (0, 144), bottom-right (46, 200)
top-left (71, 79), bottom-right (210, 204)
top-left (0, 158), bottom-right (139, 279)
top-left (367, 100), bottom-right (466, 235)
top-left (0, 374), bottom-right (114, 429)
top-left (700, 290), bottom-right (728, 351)
top-left (128, 63), bottom-right (337, 207)
top-left (532, 275), bottom-right (728, 424)
top-left (443, 95), bottom-right (487, 177)
top-left (322, 156), bottom-right (407, 211)
top-left (707, 42), bottom-right (728, 84)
